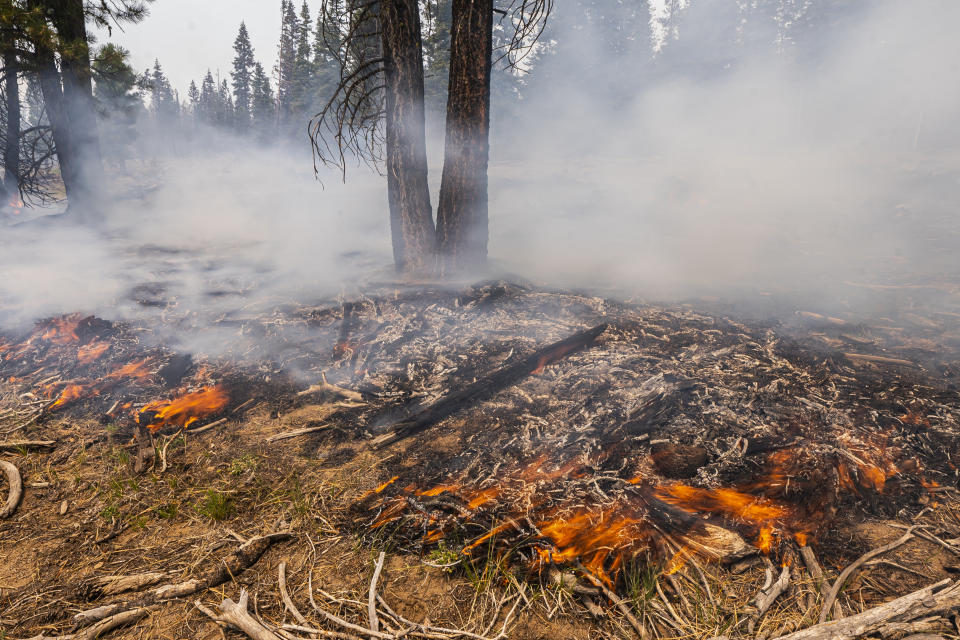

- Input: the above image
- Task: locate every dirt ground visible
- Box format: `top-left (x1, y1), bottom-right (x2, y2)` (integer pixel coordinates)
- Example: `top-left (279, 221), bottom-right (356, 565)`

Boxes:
top-left (2, 397), bottom-right (959, 640)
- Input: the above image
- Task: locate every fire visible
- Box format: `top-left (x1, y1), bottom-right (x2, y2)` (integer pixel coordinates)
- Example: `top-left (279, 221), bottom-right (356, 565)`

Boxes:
top-left (40, 315), bottom-right (84, 345)
top-left (106, 358), bottom-right (153, 382)
top-left (7, 196), bottom-right (23, 215)
top-left (77, 341), bottom-right (110, 364)
top-left (138, 385), bottom-right (229, 432)
top-left (657, 484), bottom-right (788, 523)
top-left (50, 383), bottom-right (97, 409)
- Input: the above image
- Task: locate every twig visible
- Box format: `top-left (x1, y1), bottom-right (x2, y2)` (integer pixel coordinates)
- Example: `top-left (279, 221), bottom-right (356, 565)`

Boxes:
top-left (0, 460), bottom-right (24, 518)
top-left (278, 562), bottom-right (311, 632)
top-left (368, 551), bottom-right (385, 633)
top-left (575, 562), bottom-right (647, 639)
top-left (819, 528), bottom-right (916, 624)
top-left (189, 417), bottom-right (228, 435)
top-left (305, 570), bottom-right (394, 639)
top-left (267, 425), bottom-right (332, 443)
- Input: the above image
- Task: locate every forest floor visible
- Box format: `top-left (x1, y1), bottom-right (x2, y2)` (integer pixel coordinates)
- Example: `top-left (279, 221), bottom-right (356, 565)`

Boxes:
top-left (1, 280), bottom-right (959, 640)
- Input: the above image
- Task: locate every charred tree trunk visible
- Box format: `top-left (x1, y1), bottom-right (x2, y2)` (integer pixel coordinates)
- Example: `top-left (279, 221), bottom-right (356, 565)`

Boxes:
top-left (3, 49), bottom-right (20, 198)
top-left (435, 0), bottom-right (493, 274)
top-left (379, 0), bottom-right (436, 274)
top-left (48, 0), bottom-right (103, 216)
top-left (33, 43), bottom-right (77, 202)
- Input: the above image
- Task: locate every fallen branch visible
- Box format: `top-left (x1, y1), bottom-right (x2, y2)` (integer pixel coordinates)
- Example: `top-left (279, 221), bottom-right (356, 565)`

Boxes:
top-left (371, 323), bottom-right (612, 449)
top-left (368, 551), bottom-right (385, 633)
top-left (773, 579), bottom-right (960, 640)
top-left (73, 532), bottom-right (290, 625)
top-left (752, 562), bottom-right (791, 630)
top-left (278, 562), bottom-right (310, 627)
top-left (820, 528), bottom-right (916, 623)
top-left (298, 373), bottom-right (364, 403)
top-left (196, 590), bottom-right (282, 640)
top-left (844, 353), bottom-right (917, 368)
top-left (0, 440), bottom-right (55, 452)
top-left (267, 425), bottom-right (332, 443)
top-left (0, 460), bottom-right (24, 518)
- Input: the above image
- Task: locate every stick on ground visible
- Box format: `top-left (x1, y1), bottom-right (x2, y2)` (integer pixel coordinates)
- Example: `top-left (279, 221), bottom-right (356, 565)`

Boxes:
top-left (0, 459), bottom-right (23, 518)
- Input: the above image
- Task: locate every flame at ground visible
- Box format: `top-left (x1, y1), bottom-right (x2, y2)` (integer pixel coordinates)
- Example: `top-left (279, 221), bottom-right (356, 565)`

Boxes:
top-left (77, 341), bottom-right (110, 364)
top-left (40, 315), bottom-right (84, 345)
top-left (138, 385), bottom-right (229, 431)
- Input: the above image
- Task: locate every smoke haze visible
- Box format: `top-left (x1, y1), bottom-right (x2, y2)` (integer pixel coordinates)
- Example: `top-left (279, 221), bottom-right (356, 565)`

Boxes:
top-left (2, 0), bottom-right (958, 354)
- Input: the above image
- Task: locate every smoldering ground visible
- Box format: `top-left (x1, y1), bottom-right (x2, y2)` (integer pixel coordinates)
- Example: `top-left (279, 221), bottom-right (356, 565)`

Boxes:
top-left (0, 0), bottom-right (958, 360)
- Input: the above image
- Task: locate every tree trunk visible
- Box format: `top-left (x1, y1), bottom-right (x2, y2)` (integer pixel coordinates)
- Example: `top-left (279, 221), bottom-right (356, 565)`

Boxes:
top-left (3, 49), bottom-right (20, 198)
top-left (49, 0), bottom-right (103, 215)
top-left (33, 43), bottom-right (77, 202)
top-left (379, 0), bottom-right (436, 274)
top-left (435, 0), bottom-right (493, 274)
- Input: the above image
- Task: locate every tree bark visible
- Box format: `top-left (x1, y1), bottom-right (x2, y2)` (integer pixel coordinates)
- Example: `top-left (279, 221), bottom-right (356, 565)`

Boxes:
top-left (379, 0), bottom-right (436, 274)
top-left (435, 0), bottom-right (493, 274)
top-left (48, 0), bottom-right (103, 215)
top-left (3, 49), bottom-right (20, 198)
top-left (32, 42), bottom-right (77, 201)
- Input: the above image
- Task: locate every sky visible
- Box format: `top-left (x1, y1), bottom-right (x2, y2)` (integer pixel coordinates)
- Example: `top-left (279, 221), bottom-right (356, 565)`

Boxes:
top-left (94, 0), bottom-right (287, 96)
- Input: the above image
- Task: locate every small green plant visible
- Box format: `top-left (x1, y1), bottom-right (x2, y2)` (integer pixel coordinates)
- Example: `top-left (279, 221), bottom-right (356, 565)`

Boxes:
top-left (196, 490), bottom-right (234, 521)
top-left (427, 542), bottom-right (460, 573)
top-left (153, 502), bottom-right (179, 519)
top-left (229, 453), bottom-right (259, 476)
top-left (100, 503), bottom-right (120, 522)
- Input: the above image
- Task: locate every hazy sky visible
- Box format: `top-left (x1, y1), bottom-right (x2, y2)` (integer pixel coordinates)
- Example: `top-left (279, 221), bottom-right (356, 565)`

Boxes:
top-left (94, 0), bottom-right (288, 95)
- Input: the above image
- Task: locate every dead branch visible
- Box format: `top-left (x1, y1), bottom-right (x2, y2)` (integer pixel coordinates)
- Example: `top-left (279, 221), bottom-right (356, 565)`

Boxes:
top-left (196, 590), bottom-right (283, 640)
top-left (267, 425), bottom-right (333, 443)
top-left (753, 562), bottom-right (791, 628)
top-left (368, 551), bottom-right (385, 633)
top-left (371, 323), bottom-right (612, 449)
top-left (81, 572), bottom-right (168, 599)
top-left (278, 562), bottom-right (311, 628)
top-left (774, 580), bottom-right (960, 640)
top-left (820, 528), bottom-right (916, 623)
top-left (0, 439), bottom-right (55, 451)
top-left (0, 459), bottom-right (24, 518)
top-left (298, 373), bottom-right (365, 403)
top-left (73, 532), bottom-right (290, 625)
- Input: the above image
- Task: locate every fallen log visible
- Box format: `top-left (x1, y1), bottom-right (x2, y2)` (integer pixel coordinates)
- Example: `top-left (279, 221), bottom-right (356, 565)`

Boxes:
top-left (772, 579), bottom-right (960, 640)
top-left (0, 459), bottom-right (23, 518)
top-left (72, 532), bottom-right (290, 625)
top-left (370, 323), bottom-right (612, 449)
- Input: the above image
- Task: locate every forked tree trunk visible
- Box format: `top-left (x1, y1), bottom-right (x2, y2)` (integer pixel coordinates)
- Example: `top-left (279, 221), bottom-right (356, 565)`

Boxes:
top-left (435, 0), bottom-right (493, 274)
top-left (379, 0), bottom-right (436, 274)
top-left (3, 49), bottom-right (20, 198)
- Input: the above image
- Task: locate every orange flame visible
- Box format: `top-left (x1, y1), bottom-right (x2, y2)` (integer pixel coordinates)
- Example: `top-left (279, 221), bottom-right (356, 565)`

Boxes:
top-left (40, 315), bottom-right (84, 345)
top-left (531, 343), bottom-right (580, 375)
top-left (106, 358), bottom-right (153, 382)
top-left (138, 385), bottom-right (229, 432)
top-left (50, 383), bottom-right (97, 409)
top-left (77, 341), bottom-right (110, 364)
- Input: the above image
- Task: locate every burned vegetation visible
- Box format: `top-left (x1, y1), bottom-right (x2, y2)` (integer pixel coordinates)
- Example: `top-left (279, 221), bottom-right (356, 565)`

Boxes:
top-left (1, 281), bottom-right (960, 639)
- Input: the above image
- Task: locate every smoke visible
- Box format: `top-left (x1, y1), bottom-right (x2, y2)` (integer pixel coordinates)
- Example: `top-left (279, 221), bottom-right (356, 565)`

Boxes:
top-left (488, 0), bottom-right (960, 317)
top-left (1, 0), bottom-right (958, 355)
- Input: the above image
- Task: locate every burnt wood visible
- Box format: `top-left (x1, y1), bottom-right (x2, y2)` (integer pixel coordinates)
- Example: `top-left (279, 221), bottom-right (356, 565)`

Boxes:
top-left (370, 322), bottom-right (612, 449)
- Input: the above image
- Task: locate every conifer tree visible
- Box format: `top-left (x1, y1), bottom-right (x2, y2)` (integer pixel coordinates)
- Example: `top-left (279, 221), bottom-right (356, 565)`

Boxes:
top-left (314, 0), bottom-right (346, 100)
top-left (251, 61), bottom-right (276, 137)
top-left (199, 70), bottom-right (218, 125)
top-left (187, 80), bottom-right (200, 113)
top-left (421, 0), bottom-right (452, 110)
top-left (290, 1), bottom-right (314, 121)
top-left (231, 21), bottom-right (256, 130)
top-left (276, 0), bottom-right (300, 123)
top-left (148, 59), bottom-right (179, 125)
top-left (218, 78), bottom-right (234, 128)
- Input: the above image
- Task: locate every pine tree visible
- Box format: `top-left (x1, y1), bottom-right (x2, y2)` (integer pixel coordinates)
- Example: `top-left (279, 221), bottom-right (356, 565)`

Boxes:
top-left (149, 59), bottom-right (179, 125)
top-left (231, 21), bottom-right (256, 131)
top-left (421, 0), bottom-right (452, 110)
top-left (276, 0), bottom-right (300, 123)
top-left (314, 0), bottom-right (346, 101)
top-left (199, 70), bottom-right (218, 125)
top-left (290, 1), bottom-right (314, 121)
top-left (187, 80), bottom-right (200, 112)
top-left (218, 78), bottom-right (234, 128)
top-left (251, 61), bottom-right (276, 137)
